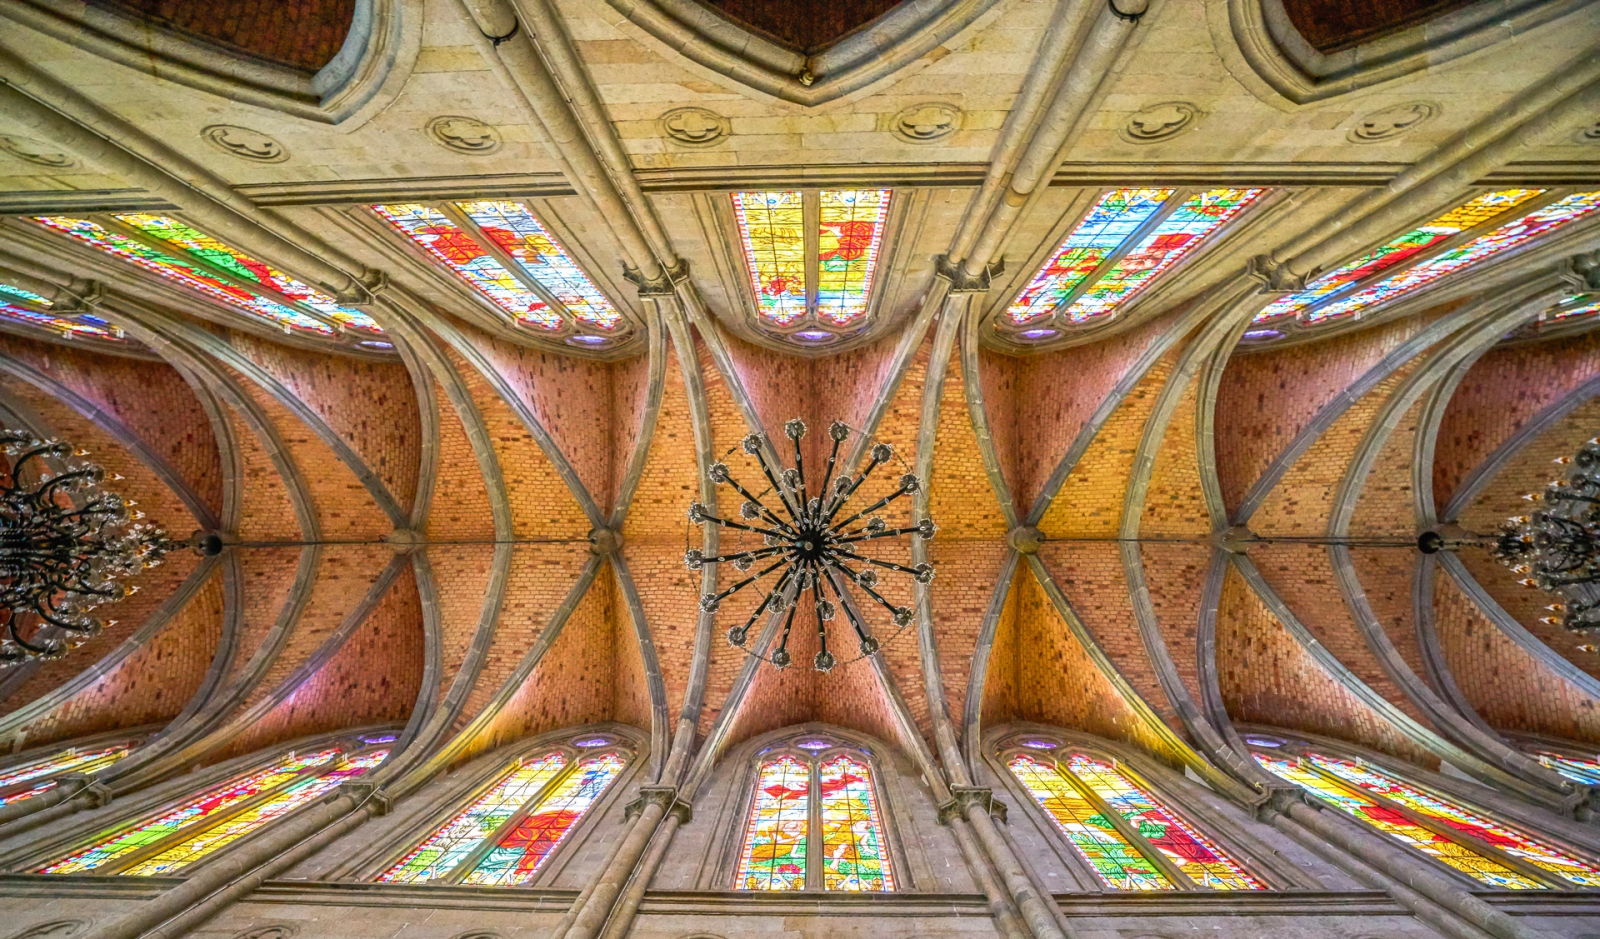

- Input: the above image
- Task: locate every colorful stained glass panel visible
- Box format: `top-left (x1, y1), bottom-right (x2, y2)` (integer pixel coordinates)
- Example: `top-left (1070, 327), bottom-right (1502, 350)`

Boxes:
top-left (1066, 755), bottom-right (1262, 890)
top-left (1006, 189), bottom-right (1174, 325)
top-left (818, 755), bottom-right (894, 891)
top-left (1547, 296), bottom-right (1600, 323)
top-left (1257, 189), bottom-right (1544, 322)
top-left (1007, 754), bottom-right (1173, 890)
top-left (379, 753), bottom-right (568, 883)
top-left (1255, 755), bottom-right (1545, 889)
top-left (32, 217), bottom-right (333, 335)
top-left (1300, 192), bottom-right (1600, 324)
top-left (816, 190), bottom-right (891, 327)
top-left (462, 753), bottom-right (626, 886)
top-left (1309, 754), bottom-right (1600, 887)
top-left (1538, 752), bottom-right (1600, 784)
top-left (42, 748), bottom-right (344, 874)
top-left (1064, 188), bottom-right (1264, 323)
top-left (372, 203), bottom-right (562, 330)
top-left (122, 750), bottom-right (388, 876)
top-left (112, 214), bottom-right (380, 332)
top-left (732, 191), bottom-right (807, 327)
top-left (734, 754), bottom-right (811, 890)
top-left (456, 202), bottom-right (620, 330)
top-left (0, 745), bottom-right (132, 805)
top-left (0, 299), bottom-right (125, 343)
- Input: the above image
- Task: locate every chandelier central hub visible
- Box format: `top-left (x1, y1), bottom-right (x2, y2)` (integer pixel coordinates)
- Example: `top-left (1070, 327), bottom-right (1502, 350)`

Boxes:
top-left (684, 418), bottom-right (937, 673)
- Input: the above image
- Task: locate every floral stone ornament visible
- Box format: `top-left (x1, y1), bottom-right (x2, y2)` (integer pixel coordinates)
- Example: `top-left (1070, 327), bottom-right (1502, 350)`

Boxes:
top-left (684, 419), bottom-right (936, 672)
top-left (0, 431), bottom-right (173, 665)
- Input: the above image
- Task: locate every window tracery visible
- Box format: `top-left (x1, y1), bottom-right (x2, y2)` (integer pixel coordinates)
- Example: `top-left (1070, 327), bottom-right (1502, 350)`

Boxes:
top-left (371, 201), bottom-right (628, 350)
top-left (378, 736), bottom-right (629, 886)
top-left (31, 215), bottom-right (380, 340)
top-left (1245, 189), bottom-right (1600, 343)
top-left (998, 187), bottom-right (1266, 345)
top-left (1248, 737), bottom-right (1600, 889)
top-left (731, 733), bottom-right (895, 892)
top-left (40, 737), bottom-right (390, 876)
top-left (729, 189), bottom-right (893, 347)
top-left (996, 735), bottom-right (1263, 891)
top-left (0, 740), bottom-right (136, 806)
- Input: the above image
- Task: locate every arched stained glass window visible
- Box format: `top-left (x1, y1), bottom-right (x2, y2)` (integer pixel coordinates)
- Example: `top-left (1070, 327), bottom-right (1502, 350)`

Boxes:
top-left (0, 742), bottom-right (135, 806)
top-left (42, 743), bottom-right (387, 876)
top-left (1535, 750), bottom-right (1600, 786)
top-left (1004, 747), bottom-right (1263, 891)
top-left (732, 736), bottom-right (895, 892)
top-left (1254, 746), bottom-right (1600, 889)
top-left (379, 738), bottom-right (629, 887)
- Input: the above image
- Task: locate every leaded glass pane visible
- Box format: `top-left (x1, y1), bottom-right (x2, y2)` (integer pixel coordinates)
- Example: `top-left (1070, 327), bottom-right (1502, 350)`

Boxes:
top-left (1007, 754), bottom-right (1174, 890)
top-left (1064, 755), bottom-right (1262, 890)
top-left (33, 217), bottom-right (333, 335)
top-left (733, 754), bottom-right (810, 890)
top-left (0, 745), bottom-right (132, 806)
top-left (815, 190), bottom-right (891, 327)
top-left (1257, 189), bottom-right (1544, 322)
top-left (121, 750), bottom-right (388, 876)
top-left (1537, 752), bottom-right (1600, 785)
top-left (379, 753), bottom-right (568, 883)
top-left (1308, 754), bottom-right (1600, 887)
top-left (371, 203), bottom-right (563, 329)
top-left (112, 214), bottom-right (379, 332)
top-left (1062, 188), bottom-right (1264, 323)
top-left (455, 202), bottom-right (621, 330)
top-left (818, 754), bottom-right (894, 891)
top-left (462, 753), bottom-right (626, 886)
top-left (1006, 189), bottom-right (1174, 325)
top-left (42, 748), bottom-right (345, 874)
top-left (1255, 755), bottom-right (1546, 889)
top-left (732, 192), bottom-right (807, 327)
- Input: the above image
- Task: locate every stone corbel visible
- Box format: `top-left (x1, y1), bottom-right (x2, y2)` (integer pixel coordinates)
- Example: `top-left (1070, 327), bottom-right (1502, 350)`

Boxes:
top-left (624, 785), bottom-right (692, 824)
top-left (937, 786), bottom-right (1007, 825)
top-left (935, 256), bottom-right (1006, 295)
top-left (1249, 781), bottom-right (1308, 821)
top-left (624, 260), bottom-right (691, 298)
top-left (1245, 255), bottom-right (1311, 294)
top-left (51, 279), bottom-right (105, 316)
top-left (333, 270), bottom-right (391, 308)
top-left (54, 774), bottom-right (113, 808)
top-left (1559, 249), bottom-right (1600, 293)
top-left (337, 781), bottom-right (394, 816)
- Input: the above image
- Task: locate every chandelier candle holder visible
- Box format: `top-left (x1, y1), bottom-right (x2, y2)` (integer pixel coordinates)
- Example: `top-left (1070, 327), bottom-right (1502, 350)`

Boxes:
top-left (684, 419), bottom-right (936, 673)
top-left (1494, 437), bottom-right (1600, 632)
top-left (0, 431), bottom-right (173, 666)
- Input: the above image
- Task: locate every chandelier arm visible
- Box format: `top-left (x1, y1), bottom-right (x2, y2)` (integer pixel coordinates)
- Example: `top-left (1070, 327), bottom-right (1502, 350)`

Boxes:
top-left (717, 473), bottom-right (797, 535)
top-left (835, 525), bottom-right (923, 545)
top-left (752, 448), bottom-right (804, 519)
top-left (774, 595), bottom-right (800, 663)
top-left (707, 554), bottom-right (793, 605)
top-left (831, 484), bottom-right (912, 531)
top-left (822, 567), bottom-right (872, 645)
top-left (6, 622), bottom-right (61, 655)
top-left (811, 574), bottom-right (830, 666)
top-left (827, 558), bottom-right (905, 617)
top-left (831, 547), bottom-right (919, 578)
top-left (700, 513), bottom-right (788, 540)
top-left (793, 434), bottom-right (810, 521)
top-left (737, 568), bottom-right (795, 635)
top-left (822, 451), bottom-right (887, 524)
top-left (8, 443), bottom-right (69, 480)
top-left (816, 433), bottom-right (844, 521)
top-left (36, 469), bottom-right (105, 499)
top-left (700, 545), bottom-right (787, 565)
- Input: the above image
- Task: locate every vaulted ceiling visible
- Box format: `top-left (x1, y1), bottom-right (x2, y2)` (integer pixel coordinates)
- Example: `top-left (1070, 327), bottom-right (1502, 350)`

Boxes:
top-left (0, 0), bottom-right (1597, 818)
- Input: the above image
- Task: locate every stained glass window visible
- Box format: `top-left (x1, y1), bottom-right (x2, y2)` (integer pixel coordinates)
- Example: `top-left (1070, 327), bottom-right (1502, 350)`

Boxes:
top-left (41, 748), bottom-right (346, 874)
top-left (111, 214), bottom-right (380, 333)
top-left (455, 202), bottom-right (620, 330)
top-left (1062, 189), bottom-right (1265, 323)
top-left (1065, 755), bottom-right (1263, 890)
top-left (1292, 192), bottom-right (1600, 325)
top-left (1257, 189), bottom-right (1544, 322)
top-left (1546, 296), bottom-right (1600, 323)
top-left (0, 745), bottom-right (132, 805)
top-left (379, 753), bottom-right (568, 883)
top-left (122, 750), bottom-right (388, 876)
top-left (1537, 752), bottom-right (1600, 785)
top-left (371, 203), bottom-right (562, 330)
top-left (1308, 755), bottom-right (1600, 887)
top-left (33, 217), bottom-right (336, 335)
top-left (462, 753), bottom-right (626, 886)
top-left (1008, 754), bottom-right (1173, 890)
top-left (1256, 754), bottom-right (1548, 889)
top-left (732, 191), bottom-right (808, 327)
top-left (734, 754), bottom-right (812, 891)
top-left (1006, 189), bottom-right (1175, 325)
top-left (816, 190), bottom-right (892, 327)
top-left (818, 755), bottom-right (894, 891)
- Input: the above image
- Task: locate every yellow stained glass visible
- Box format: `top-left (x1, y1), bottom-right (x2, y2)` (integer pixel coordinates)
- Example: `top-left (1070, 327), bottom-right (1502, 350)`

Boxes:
top-left (733, 192), bottom-right (807, 327)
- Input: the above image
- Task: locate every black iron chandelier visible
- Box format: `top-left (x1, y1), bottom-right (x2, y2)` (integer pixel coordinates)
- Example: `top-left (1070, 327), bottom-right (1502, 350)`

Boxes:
top-left (1494, 437), bottom-right (1600, 632)
top-left (0, 431), bottom-right (173, 666)
top-left (684, 419), bottom-right (936, 672)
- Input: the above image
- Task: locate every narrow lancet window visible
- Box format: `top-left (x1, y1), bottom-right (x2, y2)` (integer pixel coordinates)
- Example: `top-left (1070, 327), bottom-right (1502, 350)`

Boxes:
top-left (0, 743), bottom-right (134, 806)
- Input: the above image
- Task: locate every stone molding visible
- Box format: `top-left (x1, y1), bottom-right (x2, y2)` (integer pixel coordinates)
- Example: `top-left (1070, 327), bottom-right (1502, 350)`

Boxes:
top-left (624, 785), bottom-right (692, 825)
